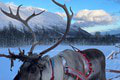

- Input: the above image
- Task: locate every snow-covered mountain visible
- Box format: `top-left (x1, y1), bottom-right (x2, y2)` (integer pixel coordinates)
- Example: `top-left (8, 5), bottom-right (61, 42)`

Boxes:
top-left (0, 2), bottom-right (66, 29)
top-left (0, 2), bottom-right (91, 36)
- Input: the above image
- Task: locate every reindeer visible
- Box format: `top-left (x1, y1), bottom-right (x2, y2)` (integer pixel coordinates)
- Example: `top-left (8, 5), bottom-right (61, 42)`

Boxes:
top-left (0, 0), bottom-right (106, 80)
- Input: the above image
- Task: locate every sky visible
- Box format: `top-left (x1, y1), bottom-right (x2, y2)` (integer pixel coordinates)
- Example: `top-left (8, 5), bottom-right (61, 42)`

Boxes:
top-left (0, 0), bottom-right (120, 34)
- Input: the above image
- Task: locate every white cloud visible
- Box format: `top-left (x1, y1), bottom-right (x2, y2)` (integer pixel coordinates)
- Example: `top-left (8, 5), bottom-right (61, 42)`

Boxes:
top-left (55, 12), bottom-right (66, 18)
top-left (56, 9), bottom-right (114, 27)
top-left (73, 9), bottom-right (114, 27)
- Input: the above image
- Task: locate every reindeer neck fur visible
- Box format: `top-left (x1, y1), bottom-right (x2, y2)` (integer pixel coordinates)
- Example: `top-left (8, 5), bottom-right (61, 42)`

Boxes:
top-left (42, 49), bottom-right (85, 80)
top-left (41, 55), bottom-right (64, 80)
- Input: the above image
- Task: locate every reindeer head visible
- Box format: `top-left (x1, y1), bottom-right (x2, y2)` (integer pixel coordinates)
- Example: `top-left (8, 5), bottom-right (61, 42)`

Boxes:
top-left (15, 54), bottom-right (49, 80)
top-left (0, 0), bottom-right (73, 80)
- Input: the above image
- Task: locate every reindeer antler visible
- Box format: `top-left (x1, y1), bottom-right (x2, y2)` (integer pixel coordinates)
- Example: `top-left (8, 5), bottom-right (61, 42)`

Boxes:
top-left (39, 0), bottom-right (73, 56)
top-left (0, 49), bottom-right (29, 70)
top-left (1, 5), bottom-right (45, 55)
top-left (0, 0), bottom-right (73, 64)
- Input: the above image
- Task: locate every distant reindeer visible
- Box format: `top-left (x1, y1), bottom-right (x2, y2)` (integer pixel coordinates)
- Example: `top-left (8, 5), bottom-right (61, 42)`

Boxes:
top-left (0, 0), bottom-right (106, 80)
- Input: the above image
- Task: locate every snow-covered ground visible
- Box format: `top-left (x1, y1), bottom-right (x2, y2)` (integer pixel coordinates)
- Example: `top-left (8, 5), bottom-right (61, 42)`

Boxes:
top-left (0, 45), bottom-right (120, 80)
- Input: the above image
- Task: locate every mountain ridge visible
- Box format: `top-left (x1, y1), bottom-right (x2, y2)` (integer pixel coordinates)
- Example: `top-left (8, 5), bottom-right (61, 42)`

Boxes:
top-left (0, 2), bottom-right (91, 37)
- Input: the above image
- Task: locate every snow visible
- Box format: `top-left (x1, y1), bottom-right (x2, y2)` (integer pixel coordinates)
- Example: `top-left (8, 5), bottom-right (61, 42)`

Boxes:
top-left (0, 45), bottom-right (120, 80)
top-left (0, 2), bottom-right (66, 30)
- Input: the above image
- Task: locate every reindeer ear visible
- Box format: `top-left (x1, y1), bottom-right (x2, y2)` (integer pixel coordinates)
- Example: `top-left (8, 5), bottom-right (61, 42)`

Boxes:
top-left (38, 55), bottom-right (50, 65)
top-left (42, 55), bottom-right (50, 61)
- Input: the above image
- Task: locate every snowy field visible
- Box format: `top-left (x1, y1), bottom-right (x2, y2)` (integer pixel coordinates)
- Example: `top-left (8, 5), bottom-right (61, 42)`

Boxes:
top-left (0, 45), bottom-right (120, 80)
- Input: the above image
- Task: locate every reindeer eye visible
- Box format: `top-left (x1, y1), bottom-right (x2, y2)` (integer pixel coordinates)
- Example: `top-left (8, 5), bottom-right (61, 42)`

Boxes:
top-left (29, 66), bottom-right (37, 73)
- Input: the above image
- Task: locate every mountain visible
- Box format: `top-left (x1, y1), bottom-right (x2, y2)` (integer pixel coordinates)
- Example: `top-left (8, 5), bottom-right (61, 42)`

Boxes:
top-left (0, 2), bottom-right (91, 37)
top-left (100, 28), bottom-right (120, 35)
top-left (0, 2), bottom-right (66, 29)
top-left (114, 33), bottom-right (120, 38)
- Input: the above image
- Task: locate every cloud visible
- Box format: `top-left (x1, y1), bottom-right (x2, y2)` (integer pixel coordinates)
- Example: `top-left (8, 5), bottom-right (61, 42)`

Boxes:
top-left (55, 12), bottom-right (66, 18)
top-left (73, 9), bottom-right (114, 27)
top-left (56, 9), bottom-right (114, 27)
